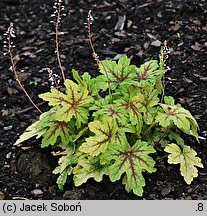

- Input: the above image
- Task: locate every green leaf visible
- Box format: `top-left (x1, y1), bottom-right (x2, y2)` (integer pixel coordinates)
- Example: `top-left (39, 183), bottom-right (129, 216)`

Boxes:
top-left (135, 60), bottom-right (162, 83)
top-left (132, 87), bottom-right (159, 125)
top-left (164, 96), bottom-right (175, 105)
top-left (14, 108), bottom-right (56, 145)
top-left (73, 156), bottom-right (108, 186)
top-left (72, 69), bottom-right (100, 96)
top-left (14, 121), bottom-right (46, 145)
top-left (79, 116), bottom-right (118, 157)
top-left (155, 104), bottom-right (199, 140)
top-left (117, 83), bottom-right (140, 99)
top-left (53, 79), bottom-right (93, 128)
top-left (164, 144), bottom-right (203, 184)
top-left (91, 103), bottom-right (128, 124)
top-left (116, 99), bottom-right (143, 128)
top-left (168, 131), bottom-right (185, 147)
top-left (39, 79), bottom-right (93, 128)
top-left (132, 88), bottom-right (159, 112)
top-left (39, 88), bottom-right (66, 106)
top-left (56, 166), bottom-right (72, 190)
top-left (52, 144), bottom-right (82, 173)
top-left (52, 145), bottom-right (83, 190)
top-left (98, 55), bottom-right (136, 90)
top-left (103, 140), bottom-right (156, 196)
top-left (41, 120), bottom-right (73, 147)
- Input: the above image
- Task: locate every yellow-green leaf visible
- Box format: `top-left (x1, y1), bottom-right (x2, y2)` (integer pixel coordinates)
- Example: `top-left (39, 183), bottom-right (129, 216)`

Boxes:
top-left (164, 143), bottom-right (203, 184)
top-left (41, 121), bottom-right (73, 147)
top-left (54, 79), bottom-right (93, 128)
top-left (156, 104), bottom-right (199, 140)
top-left (73, 156), bottom-right (108, 186)
top-left (98, 55), bottom-right (136, 90)
top-left (39, 88), bottom-right (65, 106)
top-left (14, 121), bottom-right (46, 145)
top-left (135, 60), bottom-right (161, 82)
top-left (79, 116), bottom-right (118, 157)
top-left (56, 166), bottom-right (72, 190)
top-left (14, 109), bottom-right (56, 145)
top-left (103, 140), bottom-right (156, 196)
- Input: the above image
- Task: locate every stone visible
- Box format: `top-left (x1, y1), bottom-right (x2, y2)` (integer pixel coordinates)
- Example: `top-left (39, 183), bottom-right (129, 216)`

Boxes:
top-left (31, 189), bottom-right (43, 197)
top-left (151, 40), bottom-right (162, 47)
top-left (0, 191), bottom-right (5, 200)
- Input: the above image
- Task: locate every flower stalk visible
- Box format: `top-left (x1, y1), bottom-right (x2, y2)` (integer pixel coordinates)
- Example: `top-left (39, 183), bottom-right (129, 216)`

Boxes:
top-left (85, 10), bottom-right (112, 102)
top-left (51, 0), bottom-right (66, 82)
top-left (5, 23), bottom-right (42, 113)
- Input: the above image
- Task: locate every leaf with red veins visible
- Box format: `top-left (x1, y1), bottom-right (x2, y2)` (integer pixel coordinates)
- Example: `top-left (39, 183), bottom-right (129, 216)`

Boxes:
top-left (73, 156), bottom-right (109, 186)
top-left (72, 69), bottom-right (100, 96)
top-left (39, 80), bottom-right (93, 128)
top-left (98, 55), bottom-right (137, 90)
top-left (54, 80), bottom-right (93, 128)
top-left (135, 60), bottom-right (161, 82)
top-left (92, 104), bottom-right (128, 124)
top-left (15, 108), bottom-right (57, 145)
top-left (79, 116), bottom-right (118, 157)
top-left (41, 120), bottom-right (73, 147)
top-left (103, 140), bottom-right (156, 196)
top-left (116, 99), bottom-right (143, 128)
top-left (39, 88), bottom-right (66, 106)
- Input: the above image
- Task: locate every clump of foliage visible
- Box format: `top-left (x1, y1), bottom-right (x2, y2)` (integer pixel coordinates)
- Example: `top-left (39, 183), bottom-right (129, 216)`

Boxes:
top-left (8, 1), bottom-right (202, 197)
top-left (15, 49), bottom-right (203, 196)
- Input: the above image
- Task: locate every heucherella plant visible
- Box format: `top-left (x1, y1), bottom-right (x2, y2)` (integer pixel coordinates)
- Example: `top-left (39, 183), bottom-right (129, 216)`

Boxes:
top-left (15, 46), bottom-right (203, 196)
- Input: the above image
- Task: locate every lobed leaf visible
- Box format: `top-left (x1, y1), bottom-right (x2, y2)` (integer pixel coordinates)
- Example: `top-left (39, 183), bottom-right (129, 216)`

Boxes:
top-left (56, 166), bottom-right (72, 190)
top-left (135, 60), bottom-right (162, 83)
top-left (14, 121), bottom-right (46, 145)
top-left (39, 79), bottom-right (94, 128)
top-left (164, 144), bottom-right (203, 184)
top-left (14, 108), bottom-right (56, 145)
top-left (98, 55), bottom-right (136, 90)
top-left (53, 80), bottom-right (94, 128)
top-left (79, 116), bottom-right (118, 157)
top-left (131, 87), bottom-right (159, 125)
top-left (91, 103), bottom-right (128, 124)
top-left (155, 104), bottom-right (199, 140)
top-left (73, 156), bottom-right (108, 186)
top-left (39, 89), bottom-right (65, 106)
top-left (116, 99), bottom-right (143, 128)
top-left (103, 140), bottom-right (156, 196)
top-left (72, 69), bottom-right (100, 96)
top-left (41, 120), bottom-right (73, 147)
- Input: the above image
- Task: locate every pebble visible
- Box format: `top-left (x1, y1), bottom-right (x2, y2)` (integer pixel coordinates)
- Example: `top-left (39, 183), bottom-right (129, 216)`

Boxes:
top-left (8, 79), bottom-right (13, 86)
top-left (143, 42), bottom-right (150, 49)
top-left (63, 189), bottom-right (85, 200)
top-left (151, 40), bottom-right (162, 47)
top-left (113, 54), bottom-right (124, 61)
top-left (0, 191), bottom-right (5, 200)
top-left (6, 152), bottom-right (12, 159)
top-left (31, 189), bottom-right (43, 197)
top-left (3, 125), bottom-right (13, 131)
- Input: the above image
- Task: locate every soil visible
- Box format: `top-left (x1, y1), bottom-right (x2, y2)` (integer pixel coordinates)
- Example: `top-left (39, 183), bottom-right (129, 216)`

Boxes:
top-left (0, 0), bottom-right (207, 200)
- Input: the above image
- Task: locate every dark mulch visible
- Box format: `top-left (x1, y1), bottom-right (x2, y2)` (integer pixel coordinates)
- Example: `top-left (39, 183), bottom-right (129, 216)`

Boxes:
top-left (0, 0), bottom-right (207, 200)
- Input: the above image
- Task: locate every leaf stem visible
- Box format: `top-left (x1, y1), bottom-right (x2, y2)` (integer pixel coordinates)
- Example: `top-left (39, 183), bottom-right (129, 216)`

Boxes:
top-left (142, 122), bottom-right (156, 140)
top-left (153, 126), bottom-right (172, 147)
top-left (73, 127), bottom-right (89, 143)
